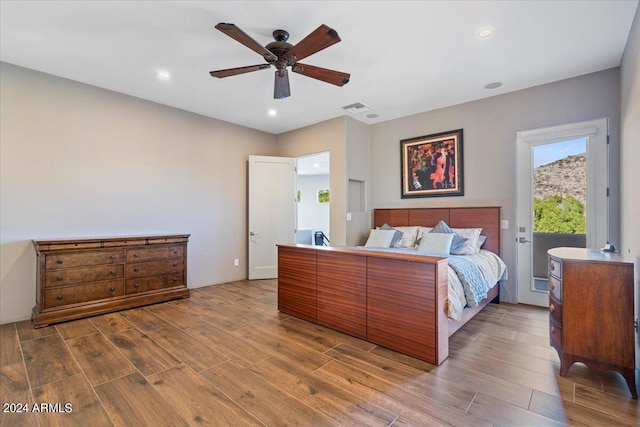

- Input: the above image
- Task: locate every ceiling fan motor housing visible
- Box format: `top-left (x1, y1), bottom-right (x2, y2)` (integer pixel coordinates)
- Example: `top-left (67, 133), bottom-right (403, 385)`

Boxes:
top-left (265, 30), bottom-right (295, 69)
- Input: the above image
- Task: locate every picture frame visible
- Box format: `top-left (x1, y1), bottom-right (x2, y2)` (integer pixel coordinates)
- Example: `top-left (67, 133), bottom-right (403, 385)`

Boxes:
top-left (400, 129), bottom-right (464, 198)
top-left (317, 189), bottom-right (330, 203)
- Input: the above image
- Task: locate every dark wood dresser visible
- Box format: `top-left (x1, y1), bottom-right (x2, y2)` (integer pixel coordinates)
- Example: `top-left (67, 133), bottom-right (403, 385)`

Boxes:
top-left (32, 234), bottom-right (190, 327)
top-left (547, 247), bottom-right (636, 398)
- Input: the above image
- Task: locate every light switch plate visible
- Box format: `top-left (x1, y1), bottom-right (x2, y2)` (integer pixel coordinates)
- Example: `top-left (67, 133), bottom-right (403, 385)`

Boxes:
top-left (501, 220), bottom-right (509, 229)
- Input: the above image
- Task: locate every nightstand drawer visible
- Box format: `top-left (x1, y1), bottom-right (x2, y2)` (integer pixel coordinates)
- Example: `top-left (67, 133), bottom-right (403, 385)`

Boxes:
top-left (549, 297), bottom-right (562, 324)
top-left (548, 257), bottom-right (562, 278)
top-left (548, 275), bottom-right (562, 301)
top-left (549, 319), bottom-right (562, 348)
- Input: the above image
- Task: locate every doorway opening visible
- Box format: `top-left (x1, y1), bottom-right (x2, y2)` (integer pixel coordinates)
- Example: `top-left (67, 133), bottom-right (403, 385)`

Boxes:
top-left (296, 152), bottom-right (330, 245)
top-left (531, 138), bottom-right (587, 291)
top-left (516, 118), bottom-right (608, 306)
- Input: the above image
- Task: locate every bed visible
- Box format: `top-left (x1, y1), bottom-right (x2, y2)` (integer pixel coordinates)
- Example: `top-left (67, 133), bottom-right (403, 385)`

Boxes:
top-left (277, 206), bottom-right (506, 365)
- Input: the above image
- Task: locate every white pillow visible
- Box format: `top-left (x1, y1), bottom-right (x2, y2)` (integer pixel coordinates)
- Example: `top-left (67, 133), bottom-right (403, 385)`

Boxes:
top-left (475, 235), bottom-right (487, 252)
top-left (379, 223), bottom-right (403, 247)
top-left (364, 229), bottom-right (397, 248)
top-left (417, 227), bottom-right (433, 243)
top-left (417, 232), bottom-right (454, 256)
top-left (392, 226), bottom-right (420, 249)
top-left (451, 228), bottom-right (483, 255)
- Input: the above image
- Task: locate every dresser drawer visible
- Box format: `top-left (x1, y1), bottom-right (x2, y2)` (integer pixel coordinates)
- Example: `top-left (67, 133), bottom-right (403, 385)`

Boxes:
top-left (126, 273), bottom-right (184, 294)
top-left (548, 275), bottom-right (562, 301)
top-left (549, 319), bottom-right (562, 348)
top-left (45, 250), bottom-right (124, 270)
top-left (44, 280), bottom-right (124, 308)
top-left (126, 259), bottom-right (183, 278)
top-left (126, 246), bottom-right (183, 263)
top-left (548, 257), bottom-right (562, 278)
top-left (549, 297), bottom-right (562, 324)
top-left (45, 264), bottom-right (124, 287)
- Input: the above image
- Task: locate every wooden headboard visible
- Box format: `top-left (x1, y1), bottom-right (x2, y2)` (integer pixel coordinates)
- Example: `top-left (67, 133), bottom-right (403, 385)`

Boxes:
top-left (373, 207), bottom-right (501, 255)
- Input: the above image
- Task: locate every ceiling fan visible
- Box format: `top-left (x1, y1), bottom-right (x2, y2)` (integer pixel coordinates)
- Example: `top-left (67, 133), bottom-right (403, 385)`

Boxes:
top-left (210, 23), bottom-right (350, 99)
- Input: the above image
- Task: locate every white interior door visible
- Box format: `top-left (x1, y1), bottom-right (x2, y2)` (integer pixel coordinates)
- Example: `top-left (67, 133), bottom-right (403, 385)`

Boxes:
top-left (516, 118), bottom-right (608, 306)
top-left (248, 155), bottom-right (296, 279)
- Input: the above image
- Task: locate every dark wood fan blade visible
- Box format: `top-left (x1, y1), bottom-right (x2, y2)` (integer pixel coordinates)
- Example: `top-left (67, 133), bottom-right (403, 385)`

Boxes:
top-left (284, 24), bottom-right (341, 62)
top-left (292, 63), bottom-right (350, 86)
top-left (210, 64), bottom-right (271, 78)
top-left (274, 69), bottom-right (291, 99)
top-left (215, 23), bottom-right (277, 61)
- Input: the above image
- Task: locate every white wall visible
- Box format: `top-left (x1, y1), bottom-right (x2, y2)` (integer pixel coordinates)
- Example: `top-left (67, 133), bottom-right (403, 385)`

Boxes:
top-left (346, 117), bottom-right (370, 246)
top-left (296, 174), bottom-right (330, 237)
top-left (619, 5), bottom-right (640, 367)
top-left (0, 62), bottom-right (277, 323)
top-left (369, 68), bottom-right (621, 303)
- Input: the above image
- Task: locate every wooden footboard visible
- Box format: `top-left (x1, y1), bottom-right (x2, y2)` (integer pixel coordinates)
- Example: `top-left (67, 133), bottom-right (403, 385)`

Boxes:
top-left (278, 206), bottom-right (502, 365)
top-left (278, 244), bottom-right (449, 364)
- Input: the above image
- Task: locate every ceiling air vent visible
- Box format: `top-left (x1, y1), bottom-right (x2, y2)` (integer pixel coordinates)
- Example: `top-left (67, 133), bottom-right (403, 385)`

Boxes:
top-left (341, 102), bottom-right (372, 114)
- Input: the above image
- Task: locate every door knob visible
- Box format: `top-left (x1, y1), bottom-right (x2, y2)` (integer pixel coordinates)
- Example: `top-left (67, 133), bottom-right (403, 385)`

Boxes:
top-left (249, 231), bottom-right (259, 236)
top-left (518, 237), bottom-right (531, 244)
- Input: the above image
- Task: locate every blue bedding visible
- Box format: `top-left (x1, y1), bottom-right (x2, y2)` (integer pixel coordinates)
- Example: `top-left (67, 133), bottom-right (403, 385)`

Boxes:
top-left (447, 255), bottom-right (488, 306)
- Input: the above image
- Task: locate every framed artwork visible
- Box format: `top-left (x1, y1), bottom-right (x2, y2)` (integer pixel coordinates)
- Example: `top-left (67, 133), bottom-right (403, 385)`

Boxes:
top-left (400, 129), bottom-right (464, 198)
top-left (317, 189), bottom-right (330, 203)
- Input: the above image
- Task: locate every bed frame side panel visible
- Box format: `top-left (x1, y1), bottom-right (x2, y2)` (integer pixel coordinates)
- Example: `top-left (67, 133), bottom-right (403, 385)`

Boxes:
top-left (317, 251), bottom-right (367, 339)
top-left (367, 257), bottom-right (448, 364)
top-left (277, 246), bottom-right (317, 322)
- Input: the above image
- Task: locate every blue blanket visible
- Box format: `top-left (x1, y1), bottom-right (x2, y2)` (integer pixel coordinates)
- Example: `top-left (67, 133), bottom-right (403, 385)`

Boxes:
top-left (447, 255), bottom-right (488, 307)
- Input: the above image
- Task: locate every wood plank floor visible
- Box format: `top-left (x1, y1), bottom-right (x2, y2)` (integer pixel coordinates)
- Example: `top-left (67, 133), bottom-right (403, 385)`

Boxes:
top-left (1, 279), bottom-right (637, 426)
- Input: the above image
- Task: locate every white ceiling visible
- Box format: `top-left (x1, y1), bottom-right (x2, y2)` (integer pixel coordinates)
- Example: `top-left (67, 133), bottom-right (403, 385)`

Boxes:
top-left (297, 151), bottom-right (330, 175)
top-left (1, 1), bottom-right (637, 135)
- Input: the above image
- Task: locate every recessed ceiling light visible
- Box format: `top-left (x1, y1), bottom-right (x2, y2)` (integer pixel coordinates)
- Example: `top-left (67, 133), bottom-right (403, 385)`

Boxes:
top-left (268, 109), bottom-right (277, 116)
top-left (313, 163), bottom-right (320, 168)
top-left (478, 28), bottom-right (493, 38)
top-left (366, 114), bottom-right (379, 119)
top-left (484, 82), bottom-right (502, 89)
top-left (157, 70), bottom-right (171, 81)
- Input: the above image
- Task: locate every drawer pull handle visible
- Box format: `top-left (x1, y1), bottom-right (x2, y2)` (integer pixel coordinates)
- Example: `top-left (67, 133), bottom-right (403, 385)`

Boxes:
top-left (56, 259), bottom-right (63, 264)
top-left (109, 270), bottom-right (116, 275)
top-left (110, 255), bottom-right (116, 260)
top-left (109, 287), bottom-right (116, 292)
top-left (134, 267), bottom-right (139, 272)
top-left (172, 277), bottom-right (178, 282)
top-left (134, 283), bottom-right (140, 288)
top-left (549, 263), bottom-right (555, 271)
top-left (56, 295), bottom-right (63, 300)
top-left (133, 253), bottom-right (140, 258)
top-left (549, 304), bottom-right (555, 313)
top-left (56, 276), bottom-right (63, 281)
top-left (550, 325), bottom-right (556, 334)
top-left (173, 263), bottom-right (177, 267)
top-left (549, 282), bottom-right (555, 291)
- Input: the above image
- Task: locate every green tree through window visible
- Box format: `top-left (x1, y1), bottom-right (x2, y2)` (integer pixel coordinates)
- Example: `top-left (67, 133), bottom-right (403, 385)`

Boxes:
top-left (534, 195), bottom-right (586, 233)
